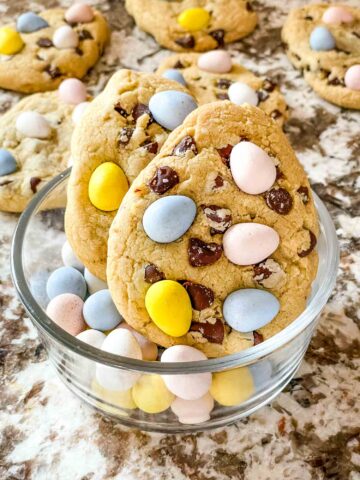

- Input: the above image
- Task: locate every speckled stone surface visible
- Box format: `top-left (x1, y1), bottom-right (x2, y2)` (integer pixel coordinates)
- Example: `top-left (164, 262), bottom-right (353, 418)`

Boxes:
top-left (0, 1), bottom-right (359, 479)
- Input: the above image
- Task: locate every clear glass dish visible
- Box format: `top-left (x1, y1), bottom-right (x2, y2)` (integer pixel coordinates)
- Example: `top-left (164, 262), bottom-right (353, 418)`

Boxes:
top-left (11, 168), bottom-right (339, 433)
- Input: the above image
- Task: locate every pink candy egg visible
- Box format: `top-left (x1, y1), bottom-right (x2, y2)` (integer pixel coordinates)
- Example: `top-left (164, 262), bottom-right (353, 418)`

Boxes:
top-left (197, 50), bottom-right (232, 74)
top-left (59, 78), bottom-right (87, 105)
top-left (118, 323), bottom-right (158, 361)
top-left (344, 65), bottom-right (360, 91)
top-left (171, 393), bottom-right (214, 424)
top-left (65, 4), bottom-right (94, 24)
top-left (230, 141), bottom-right (276, 195)
top-left (322, 6), bottom-right (354, 25)
top-left (46, 293), bottom-right (86, 335)
top-left (223, 223), bottom-right (280, 266)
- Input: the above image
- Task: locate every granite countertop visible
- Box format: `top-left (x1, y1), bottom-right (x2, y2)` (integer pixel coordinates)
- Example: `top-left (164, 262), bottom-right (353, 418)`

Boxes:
top-left (1, 1), bottom-right (359, 479)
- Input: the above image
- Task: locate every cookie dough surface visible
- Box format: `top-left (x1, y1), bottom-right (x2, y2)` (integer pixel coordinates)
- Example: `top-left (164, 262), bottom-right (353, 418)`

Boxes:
top-left (125, 0), bottom-right (257, 52)
top-left (0, 8), bottom-right (109, 93)
top-left (282, 4), bottom-right (360, 109)
top-left (107, 102), bottom-right (319, 358)
top-left (157, 52), bottom-right (288, 126)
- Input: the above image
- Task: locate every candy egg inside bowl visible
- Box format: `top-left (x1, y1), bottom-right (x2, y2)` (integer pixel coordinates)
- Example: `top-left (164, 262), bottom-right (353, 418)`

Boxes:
top-left (11, 169), bottom-right (339, 433)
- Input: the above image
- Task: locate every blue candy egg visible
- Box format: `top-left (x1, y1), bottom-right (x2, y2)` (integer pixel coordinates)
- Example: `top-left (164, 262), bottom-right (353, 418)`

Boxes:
top-left (149, 90), bottom-right (197, 130)
top-left (83, 289), bottom-right (123, 331)
top-left (309, 26), bottom-right (336, 51)
top-left (223, 289), bottom-right (280, 332)
top-left (0, 149), bottom-right (17, 176)
top-left (143, 195), bottom-right (197, 243)
top-left (250, 361), bottom-right (273, 391)
top-left (17, 12), bottom-right (49, 33)
top-left (46, 266), bottom-right (87, 300)
top-left (161, 69), bottom-right (187, 86)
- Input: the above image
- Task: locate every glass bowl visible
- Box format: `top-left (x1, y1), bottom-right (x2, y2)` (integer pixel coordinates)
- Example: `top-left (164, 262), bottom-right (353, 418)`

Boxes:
top-left (11, 168), bottom-right (339, 433)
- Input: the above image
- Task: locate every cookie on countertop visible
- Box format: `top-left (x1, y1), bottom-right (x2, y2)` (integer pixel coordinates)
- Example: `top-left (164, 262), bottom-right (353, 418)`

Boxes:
top-left (125, 0), bottom-right (257, 52)
top-left (107, 101), bottom-right (319, 358)
top-left (282, 4), bottom-right (360, 109)
top-left (157, 51), bottom-right (288, 126)
top-left (0, 4), bottom-right (109, 93)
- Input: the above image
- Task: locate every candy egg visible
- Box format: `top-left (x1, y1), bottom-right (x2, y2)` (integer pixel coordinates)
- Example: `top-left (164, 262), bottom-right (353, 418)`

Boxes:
top-left (309, 26), bottom-right (335, 51)
top-left (132, 374), bottom-right (174, 413)
top-left (16, 12), bottom-right (49, 33)
top-left (161, 345), bottom-right (212, 400)
top-left (74, 329), bottom-right (107, 384)
top-left (65, 4), bottom-right (94, 24)
top-left (0, 149), bottom-right (17, 176)
top-left (230, 141), bottom-right (276, 194)
top-left (59, 78), bottom-right (87, 105)
top-left (53, 25), bottom-right (79, 49)
top-left (210, 367), bottom-right (254, 406)
top-left (95, 329), bottom-right (142, 391)
top-left (250, 361), bottom-right (273, 391)
top-left (149, 91), bottom-right (197, 130)
top-left (223, 223), bottom-right (279, 266)
top-left (171, 393), bottom-right (214, 424)
top-left (72, 101), bottom-right (90, 123)
top-left (161, 69), bottom-right (187, 86)
top-left (118, 324), bottom-right (158, 361)
top-left (197, 50), bottom-right (232, 74)
top-left (92, 379), bottom-right (136, 410)
top-left (228, 82), bottom-right (258, 107)
top-left (83, 289), bottom-right (123, 331)
top-left (46, 293), bottom-right (86, 335)
top-left (76, 329), bottom-right (106, 349)
top-left (46, 266), bottom-right (87, 300)
top-left (322, 6), bottom-right (354, 25)
top-left (16, 111), bottom-right (51, 139)
top-left (61, 240), bottom-right (84, 271)
top-left (0, 27), bottom-right (24, 55)
top-left (145, 280), bottom-right (192, 337)
top-left (84, 268), bottom-right (107, 295)
top-left (142, 195), bottom-right (196, 243)
top-left (177, 7), bottom-right (210, 31)
top-left (88, 162), bottom-right (128, 211)
top-left (223, 288), bottom-right (280, 332)
top-left (344, 65), bottom-right (360, 91)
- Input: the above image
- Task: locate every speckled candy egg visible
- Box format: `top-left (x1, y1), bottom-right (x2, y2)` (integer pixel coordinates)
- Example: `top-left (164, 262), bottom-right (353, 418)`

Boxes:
top-left (84, 268), bottom-right (107, 295)
top-left (161, 69), bottom-right (187, 86)
top-left (46, 266), bottom-right (87, 300)
top-left (46, 293), bottom-right (86, 335)
top-left (16, 12), bottom-right (49, 33)
top-left (61, 240), bottom-right (84, 271)
top-left (171, 393), bottom-right (214, 424)
top-left (322, 6), bottom-right (354, 25)
top-left (132, 374), bottom-right (174, 413)
top-left (16, 111), bottom-right (51, 139)
top-left (53, 25), bottom-right (79, 49)
top-left (118, 323), bottom-right (158, 361)
top-left (309, 26), bottom-right (335, 51)
top-left (344, 65), bottom-right (360, 91)
top-left (75, 329), bottom-right (107, 384)
top-left (0, 27), bottom-right (24, 55)
top-left (92, 379), bottom-right (136, 410)
top-left (197, 50), bottom-right (232, 74)
top-left (0, 149), bottom-right (17, 176)
top-left (72, 101), bottom-right (90, 124)
top-left (228, 82), bottom-right (258, 106)
top-left (250, 361), bottom-right (273, 391)
top-left (76, 329), bottom-right (106, 349)
top-left (88, 162), bottom-right (128, 211)
top-left (210, 367), bottom-right (254, 406)
top-left (59, 78), bottom-right (87, 105)
top-left (149, 91), bottom-right (197, 130)
top-left (65, 4), bottom-right (94, 24)
top-left (83, 289), bottom-right (122, 331)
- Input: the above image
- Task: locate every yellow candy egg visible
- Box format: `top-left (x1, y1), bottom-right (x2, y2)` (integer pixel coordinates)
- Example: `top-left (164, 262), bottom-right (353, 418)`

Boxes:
top-left (88, 162), bottom-right (128, 211)
top-left (177, 8), bottom-right (210, 32)
top-left (145, 280), bottom-right (192, 337)
top-left (92, 379), bottom-right (136, 410)
top-left (132, 374), bottom-right (175, 413)
top-left (0, 27), bottom-right (24, 55)
top-left (210, 367), bottom-right (254, 406)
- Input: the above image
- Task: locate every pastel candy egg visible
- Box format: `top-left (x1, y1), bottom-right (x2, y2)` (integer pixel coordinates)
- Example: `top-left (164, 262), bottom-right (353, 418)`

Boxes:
top-left (0, 27), bottom-right (24, 55)
top-left (223, 288), bottom-right (280, 332)
top-left (228, 82), bottom-right (258, 107)
top-left (143, 195), bottom-right (196, 243)
top-left (92, 379), bottom-right (136, 411)
top-left (230, 141), bottom-right (276, 194)
top-left (75, 329), bottom-right (106, 384)
top-left (145, 280), bottom-right (192, 337)
top-left (46, 266), bottom-right (87, 300)
top-left (250, 361), bottom-right (272, 391)
top-left (210, 367), bottom-right (254, 406)
top-left (46, 293), bottom-right (86, 335)
top-left (72, 101), bottom-right (90, 123)
top-left (59, 78), bottom-right (87, 105)
top-left (197, 50), bottom-right (232, 74)
top-left (0, 149), bottom-right (17, 176)
top-left (161, 345), bottom-right (212, 400)
top-left (309, 26), bottom-right (335, 51)
top-left (322, 6), bottom-right (354, 25)
top-left (76, 329), bottom-right (106, 349)
top-left (132, 374), bottom-right (175, 413)
top-left (84, 268), bottom-right (107, 295)
top-left (118, 324), bottom-right (158, 361)
top-left (161, 69), bottom-right (187, 86)
top-left (171, 393), bottom-right (214, 424)
top-left (16, 111), bottom-right (51, 139)
top-left (95, 329), bottom-right (142, 391)
top-left (83, 289), bottom-right (122, 331)
top-left (65, 4), bottom-right (94, 24)
top-left (149, 91), bottom-right (197, 130)
top-left (16, 12), bottom-right (49, 33)
top-left (61, 240), bottom-right (84, 271)
top-left (177, 7), bottom-right (210, 31)
top-left (88, 162), bottom-right (128, 211)
top-left (344, 65), bottom-right (360, 91)
top-left (53, 25), bottom-right (79, 49)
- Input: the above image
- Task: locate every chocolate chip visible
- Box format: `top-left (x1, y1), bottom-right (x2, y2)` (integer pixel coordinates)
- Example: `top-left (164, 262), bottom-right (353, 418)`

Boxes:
top-left (183, 281), bottom-right (215, 310)
top-left (298, 230), bottom-right (317, 257)
top-left (353, 32), bottom-right (360, 39)
top-left (132, 103), bottom-right (154, 124)
top-left (328, 77), bottom-right (345, 86)
top-left (44, 65), bottom-right (62, 79)
top-left (216, 93), bottom-right (229, 100)
top-left (118, 127), bottom-right (134, 146)
top-left (253, 331), bottom-right (264, 345)
top-left (304, 15), bottom-right (313, 20)
top-left (149, 166), bottom-right (179, 194)
top-left (201, 204), bottom-right (232, 234)
top-left (190, 318), bottom-right (224, 344)
top-left (270, 110), bottom-right (282, 120)
top-left (30, 177), bottom-right (41, 193)
top-left (37, 38), bottom-right (53, 48)
top-left (75, 47), bottom-right (83, 56)
top-left (0, 180), bottom-right (13, 186)
top-left (213, 175), bottom-right (224, 189)
top-left (253, 263), bottom-right (272, 281)
top-left (257, 90), bottom-right (270, 102)
top-left (209, 29), bottom-right (225, 47)
top-left (173, 60), bottom-right (185, 69)
top-left (276, 166), bottom-right (284, 180)
top-left (262, 78), bottom-right (277, 92)
top-left (78, 29), bottom-right (93, 40)
top-left (141, 140), bottom-right (158, 154)
top-left (246, 2), bottom-right (254, 11)
top-left (265, 188), bottom-right (293, 215)
top-left (188, 238), bottom-right (222, 267)
top-left (297, 186), bottom-right (309, 204)
top-left (144, 264), bottom-right (165, 284)
top-left (114, 102), bottom-right (129, 117)
top-left (216, 78), bottom-right (232, 89)
top-left (217, 144), bottom-right (233, 167)
top-left (172, 135), bottom-right (198, 156)
top-left (175, 35), bottom-right (195, 49)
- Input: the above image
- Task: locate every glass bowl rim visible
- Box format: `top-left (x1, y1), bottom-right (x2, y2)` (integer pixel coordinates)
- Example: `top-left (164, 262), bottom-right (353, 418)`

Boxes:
top-left (11, 168), bottom-right (339, 374)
